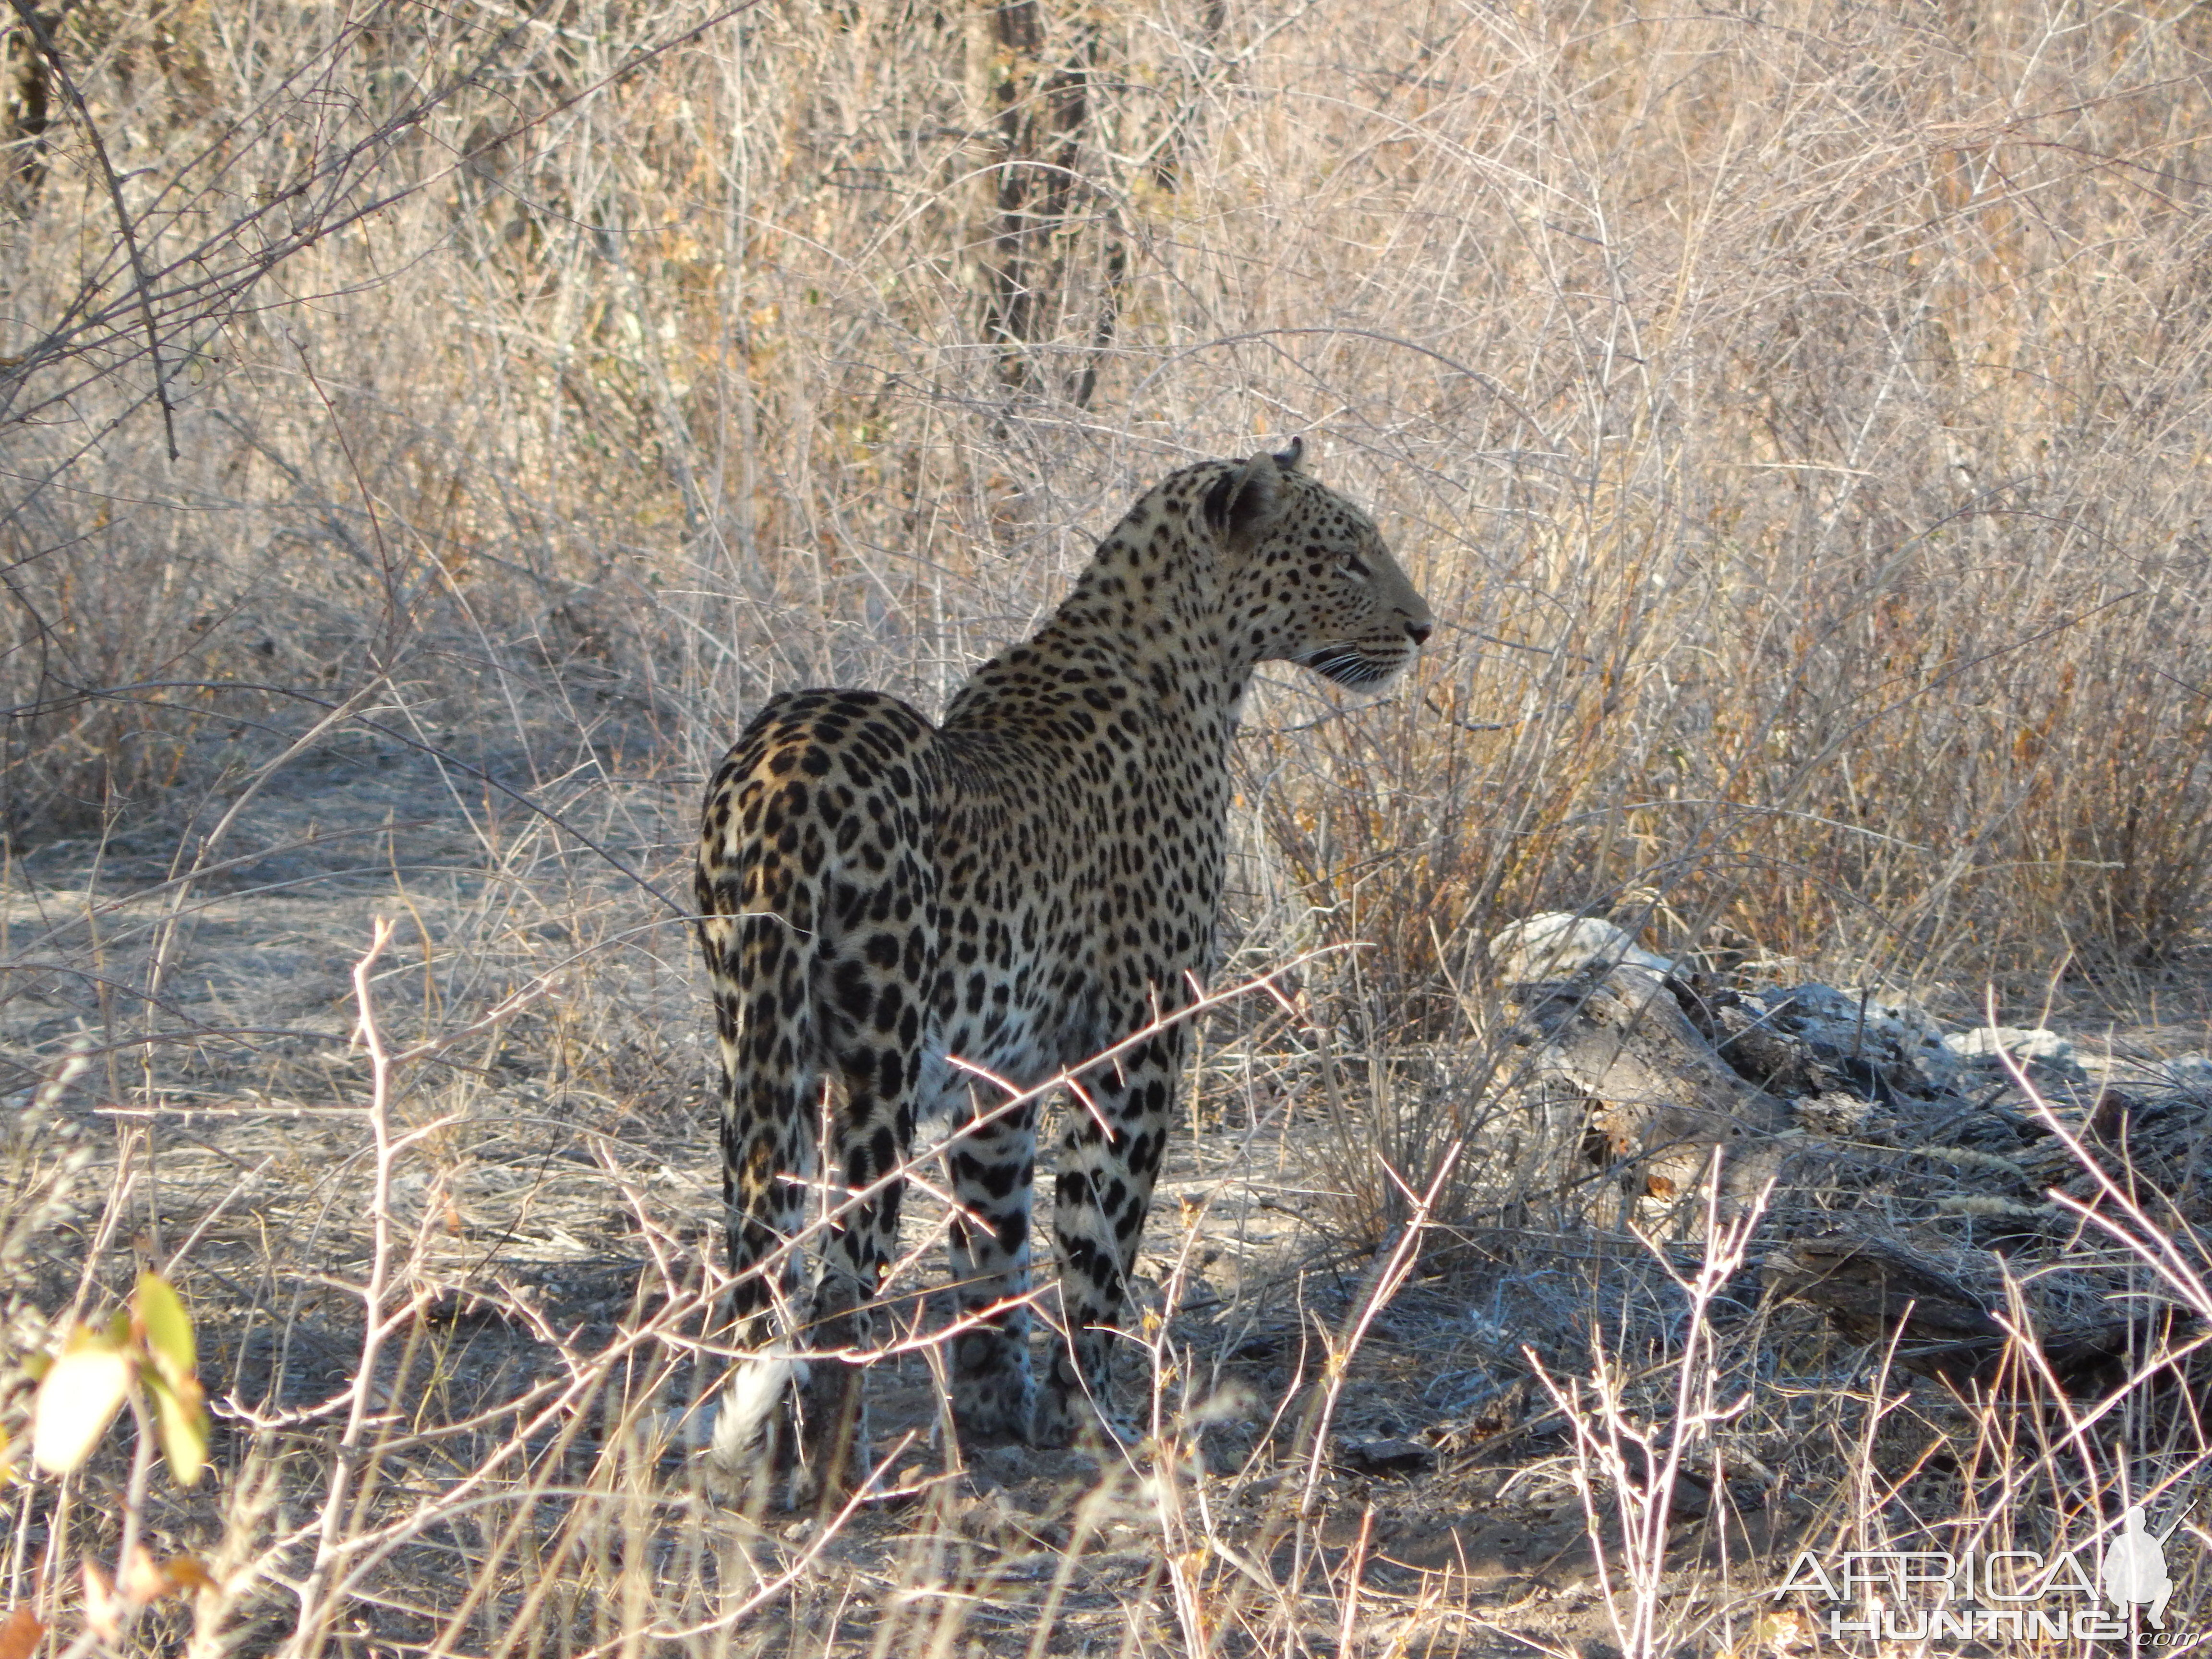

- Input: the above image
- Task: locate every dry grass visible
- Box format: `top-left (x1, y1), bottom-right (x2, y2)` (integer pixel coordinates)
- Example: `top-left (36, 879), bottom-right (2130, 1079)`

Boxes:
top-left (7, 0), bottom-right (2212, 1652)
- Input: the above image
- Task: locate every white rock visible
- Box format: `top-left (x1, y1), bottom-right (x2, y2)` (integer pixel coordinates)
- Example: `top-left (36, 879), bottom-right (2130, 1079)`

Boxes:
top-left (2167, 1054), bottom-right (2212, 1087)
top-left (1941, 1026), bottom-right (2085, 1081)
top-left (1488, 913), bottom-right (1673, 982)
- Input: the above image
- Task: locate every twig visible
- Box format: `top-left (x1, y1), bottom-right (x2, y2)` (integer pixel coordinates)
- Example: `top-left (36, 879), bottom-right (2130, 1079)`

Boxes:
top-left (286, 920), bottom-right (400, 1659)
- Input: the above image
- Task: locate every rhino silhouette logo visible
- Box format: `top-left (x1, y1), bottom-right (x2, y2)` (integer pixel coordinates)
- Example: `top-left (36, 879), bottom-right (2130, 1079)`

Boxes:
top-left (2102, 1500), bottom-right (2195, 1628)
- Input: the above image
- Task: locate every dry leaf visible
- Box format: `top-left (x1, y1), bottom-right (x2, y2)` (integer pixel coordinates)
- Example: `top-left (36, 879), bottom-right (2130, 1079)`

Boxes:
top-left (160, 1556), bottom-right (216, 1595)
top-left (120, 1544), bottom-right (166, 1604)
top-left (0, 1607), bottom-right (45, 1659)
top-left (80, 1558), bottom-right (119, 1642)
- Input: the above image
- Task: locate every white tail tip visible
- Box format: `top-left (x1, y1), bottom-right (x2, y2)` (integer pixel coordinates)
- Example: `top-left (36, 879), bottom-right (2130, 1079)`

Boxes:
top-left (704, 1352), bottom-right (807, 1495)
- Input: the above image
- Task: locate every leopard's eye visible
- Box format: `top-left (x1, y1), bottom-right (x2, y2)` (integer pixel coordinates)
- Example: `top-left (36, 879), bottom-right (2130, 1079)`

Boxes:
top-left (1336, 554), bottom-right (1370, 580)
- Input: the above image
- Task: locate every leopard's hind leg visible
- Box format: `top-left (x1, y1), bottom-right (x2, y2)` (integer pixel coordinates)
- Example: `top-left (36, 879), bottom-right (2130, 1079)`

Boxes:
top-left (796, 950), bottom-right (928, 1504)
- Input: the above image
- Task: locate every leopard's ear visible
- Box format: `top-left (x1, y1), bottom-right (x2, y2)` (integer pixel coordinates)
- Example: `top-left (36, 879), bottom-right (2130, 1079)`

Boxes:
top-left (1273, 435), bottom-right (1304, 473)
top-left (1203, 450), bottom-right (1288, 546)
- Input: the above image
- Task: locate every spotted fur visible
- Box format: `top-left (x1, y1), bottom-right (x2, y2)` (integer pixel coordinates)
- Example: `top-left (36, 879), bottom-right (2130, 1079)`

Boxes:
top-left (695, 442), bottom-right (1432, 1503)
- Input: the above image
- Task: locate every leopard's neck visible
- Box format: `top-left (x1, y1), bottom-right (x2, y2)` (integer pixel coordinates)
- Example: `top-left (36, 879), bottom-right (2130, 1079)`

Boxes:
top-left (941, 470), bottom-right (1253, 760)
top-left (1046, 499), bottom-right (1244, 697)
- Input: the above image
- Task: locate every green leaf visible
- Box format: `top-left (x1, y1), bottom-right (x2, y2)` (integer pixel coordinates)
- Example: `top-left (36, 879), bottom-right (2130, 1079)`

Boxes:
top-left (31, 1333), bottom-right (132, 1475)
top-left (135, 1272), bottom-right (196, 1393)
top-left (144, 1370), bottom-right (209, 1489)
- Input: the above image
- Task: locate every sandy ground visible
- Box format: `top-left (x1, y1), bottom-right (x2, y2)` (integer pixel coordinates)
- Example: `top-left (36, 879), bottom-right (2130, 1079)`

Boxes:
top-left (5, 735), bottom-right (2210, 1656)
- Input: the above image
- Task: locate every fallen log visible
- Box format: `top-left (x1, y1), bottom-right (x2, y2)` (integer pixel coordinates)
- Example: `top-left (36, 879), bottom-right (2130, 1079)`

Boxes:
top-left (1512, 962), bottom-right (1795, 1216)
top-left (1766, 1231), bottom-right (2187, 1397)
top-left (1490, 913), bottom-right (2210, 1400)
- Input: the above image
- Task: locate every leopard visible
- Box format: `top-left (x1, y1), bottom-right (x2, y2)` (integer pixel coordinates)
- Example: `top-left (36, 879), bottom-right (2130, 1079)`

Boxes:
top-left (694, 439), bottom-right (1433, 1505)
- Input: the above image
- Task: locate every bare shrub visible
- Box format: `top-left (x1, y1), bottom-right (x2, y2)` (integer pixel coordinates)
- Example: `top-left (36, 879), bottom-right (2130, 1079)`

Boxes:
top-left (4, 0), bottom-right (2212, 1651)
top-left (8, 0), bottom-right (2212, 986)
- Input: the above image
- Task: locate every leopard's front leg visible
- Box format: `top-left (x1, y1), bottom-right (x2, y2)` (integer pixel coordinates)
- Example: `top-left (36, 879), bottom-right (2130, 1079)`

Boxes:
top-left (941, 1086), bottom-right (1043, 1442)
top-left (1039, 1023), bottom-right (1186, 1445)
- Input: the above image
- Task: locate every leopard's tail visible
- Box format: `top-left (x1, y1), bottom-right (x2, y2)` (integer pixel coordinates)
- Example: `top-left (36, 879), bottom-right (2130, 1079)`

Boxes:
top-left (706, 902), bottom-right (822, 1299)
top-left (696, 780), bottom-right (829, 1481)
top-left (694, 688), bottom-right (938, 1497)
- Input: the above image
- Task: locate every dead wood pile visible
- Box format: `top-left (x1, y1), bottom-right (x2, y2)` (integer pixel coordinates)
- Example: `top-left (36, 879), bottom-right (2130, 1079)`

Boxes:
top-left (1491, 914), bottom-right (2212, 1395)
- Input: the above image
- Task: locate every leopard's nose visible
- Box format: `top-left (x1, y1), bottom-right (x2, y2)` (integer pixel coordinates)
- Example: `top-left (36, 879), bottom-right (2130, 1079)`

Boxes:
top-left (1405, 619), bottom-right (1433, 647)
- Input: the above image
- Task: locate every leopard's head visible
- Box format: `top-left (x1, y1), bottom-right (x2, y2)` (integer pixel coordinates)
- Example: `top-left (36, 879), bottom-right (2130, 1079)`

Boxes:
top-left (1206, 438), bottom-right (1432, 688)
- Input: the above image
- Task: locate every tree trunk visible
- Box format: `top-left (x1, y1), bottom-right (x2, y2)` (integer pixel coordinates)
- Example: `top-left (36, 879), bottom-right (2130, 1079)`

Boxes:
top-left (972, 0), bottom-right (1118, 408)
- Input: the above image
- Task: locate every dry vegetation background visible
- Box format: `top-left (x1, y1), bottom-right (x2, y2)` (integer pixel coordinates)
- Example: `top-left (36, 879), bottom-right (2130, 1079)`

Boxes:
top-left (5, 0), bottom-right (2212, 1653)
